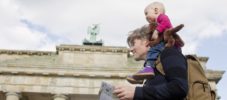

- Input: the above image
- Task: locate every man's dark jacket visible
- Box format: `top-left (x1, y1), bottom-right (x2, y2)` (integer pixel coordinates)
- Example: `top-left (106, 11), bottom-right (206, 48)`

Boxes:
top-left (134, 47), bottom-right (188, 100)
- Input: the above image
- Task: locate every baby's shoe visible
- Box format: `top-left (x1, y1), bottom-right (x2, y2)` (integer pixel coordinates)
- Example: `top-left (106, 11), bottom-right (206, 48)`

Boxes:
top-left (126, 75), bottom-right (144, 84)
top-left (133, 67), bottom-right (155, 80)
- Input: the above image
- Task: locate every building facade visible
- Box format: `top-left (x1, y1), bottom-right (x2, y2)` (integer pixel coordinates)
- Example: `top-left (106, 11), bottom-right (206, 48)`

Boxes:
top-left (0, 44), bottom-right (225, 100)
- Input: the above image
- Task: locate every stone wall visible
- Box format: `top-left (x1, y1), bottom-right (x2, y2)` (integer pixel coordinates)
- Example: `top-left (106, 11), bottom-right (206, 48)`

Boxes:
top-left (0, 44), bottom-right (224, 100)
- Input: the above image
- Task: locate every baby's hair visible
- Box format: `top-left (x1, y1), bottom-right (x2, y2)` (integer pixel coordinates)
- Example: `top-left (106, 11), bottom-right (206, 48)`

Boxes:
top-left (145, 2), bottom-right (165, 14)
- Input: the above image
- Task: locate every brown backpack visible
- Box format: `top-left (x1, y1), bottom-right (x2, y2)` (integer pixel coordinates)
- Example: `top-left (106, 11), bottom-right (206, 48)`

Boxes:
top-left (155, 55), bottom-right (216, 100)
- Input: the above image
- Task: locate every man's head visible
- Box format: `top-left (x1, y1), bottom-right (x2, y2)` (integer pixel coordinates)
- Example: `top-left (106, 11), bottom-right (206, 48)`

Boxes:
top-left (144, 2), bottom-right (165, 23)
top-left (127, 24), bottom-right (184, 61)
top-left (127, 25), bottom-right (151, 61)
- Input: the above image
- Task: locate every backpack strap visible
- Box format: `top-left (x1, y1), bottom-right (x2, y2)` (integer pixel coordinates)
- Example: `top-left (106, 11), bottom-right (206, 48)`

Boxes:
top-left (211, 90), bottom-right (216, 100)
top-left (185, 55), bottom-right (197, 61)
top-left (155, 55), bottom-right (195, 76)
top-left (155, 56), bottom-right (165, 75)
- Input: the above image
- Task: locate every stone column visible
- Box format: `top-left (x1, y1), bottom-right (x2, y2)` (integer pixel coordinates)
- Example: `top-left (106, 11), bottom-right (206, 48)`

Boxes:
top-left (53, 94), bottom-right (68, 100)
top-left (6, 92), bottom-right (21, 100)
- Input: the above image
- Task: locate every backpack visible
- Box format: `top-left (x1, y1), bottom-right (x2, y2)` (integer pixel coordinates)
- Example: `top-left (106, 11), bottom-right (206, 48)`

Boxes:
top-left (155, 55), bottom-right (216, 100)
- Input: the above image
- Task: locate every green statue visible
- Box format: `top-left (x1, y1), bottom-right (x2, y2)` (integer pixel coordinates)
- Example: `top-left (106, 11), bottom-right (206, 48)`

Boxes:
top-left (88, 24), bottom-right (100, 42)
top-left (83, 24), bottom-right (103, 46)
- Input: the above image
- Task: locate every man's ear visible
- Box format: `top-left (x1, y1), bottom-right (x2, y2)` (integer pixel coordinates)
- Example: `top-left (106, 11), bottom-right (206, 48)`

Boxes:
top-left (145, 40), bottom-right (150, 47)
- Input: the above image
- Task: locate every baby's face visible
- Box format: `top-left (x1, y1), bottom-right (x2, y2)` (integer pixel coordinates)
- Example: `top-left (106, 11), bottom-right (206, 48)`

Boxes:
top-left (144, 7), bottom-right (156, 24)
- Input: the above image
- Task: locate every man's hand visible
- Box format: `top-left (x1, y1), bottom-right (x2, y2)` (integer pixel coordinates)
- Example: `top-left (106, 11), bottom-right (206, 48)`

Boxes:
top-left (113, 85), bottom-right (136, 100)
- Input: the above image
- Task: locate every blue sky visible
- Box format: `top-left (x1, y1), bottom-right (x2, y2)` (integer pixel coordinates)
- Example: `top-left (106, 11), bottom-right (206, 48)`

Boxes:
top-left (0, 0), bottom-right (226, 99)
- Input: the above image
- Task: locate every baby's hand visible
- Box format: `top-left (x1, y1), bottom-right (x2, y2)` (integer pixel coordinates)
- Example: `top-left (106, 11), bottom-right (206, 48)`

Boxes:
top-left (152, 30), bottom-right (159, 39)
top-left (149, 39), bottom-right (159, 47)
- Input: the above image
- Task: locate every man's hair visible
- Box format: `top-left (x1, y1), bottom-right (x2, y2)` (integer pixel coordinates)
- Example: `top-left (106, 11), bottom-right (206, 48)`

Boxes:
top-left (127, 25), bottom-right (151, 47)
top-left (145, 2), bottom-right (165, 14)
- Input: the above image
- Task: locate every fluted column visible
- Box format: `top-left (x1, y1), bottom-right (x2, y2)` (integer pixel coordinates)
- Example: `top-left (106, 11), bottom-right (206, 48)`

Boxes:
top-left (53, 94), bottom-right (68, 100)
top-left (6, 92), bottom-right (21, 100)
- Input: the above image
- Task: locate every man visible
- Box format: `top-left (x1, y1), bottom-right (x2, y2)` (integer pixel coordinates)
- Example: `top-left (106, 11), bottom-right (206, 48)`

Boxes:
top-left (113, 24), bottom-right (188, 100)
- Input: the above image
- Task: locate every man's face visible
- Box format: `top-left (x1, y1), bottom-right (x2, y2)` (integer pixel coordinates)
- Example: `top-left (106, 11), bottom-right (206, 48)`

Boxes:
top-left (129, 39), bottom-right (149, 61)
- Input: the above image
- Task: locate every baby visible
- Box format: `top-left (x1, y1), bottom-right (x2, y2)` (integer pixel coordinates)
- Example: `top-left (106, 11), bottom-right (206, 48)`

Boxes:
top-left (127, 2), bottom-right (184, 83)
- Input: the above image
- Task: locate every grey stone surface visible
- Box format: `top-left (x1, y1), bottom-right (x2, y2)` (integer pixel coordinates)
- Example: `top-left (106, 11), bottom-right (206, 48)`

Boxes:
top-left (0, 44), bottom-right (224, 100)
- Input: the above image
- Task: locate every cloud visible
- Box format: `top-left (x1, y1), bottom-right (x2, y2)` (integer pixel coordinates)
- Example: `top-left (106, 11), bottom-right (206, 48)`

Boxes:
top-left (0, 0), bottom-right (227, 53)
top-left (0, 1), bottom-right (227, 99)
top-left (0, 0), bottom-right (56, 51)
top-left (164, 0), bottom-right (227, 54)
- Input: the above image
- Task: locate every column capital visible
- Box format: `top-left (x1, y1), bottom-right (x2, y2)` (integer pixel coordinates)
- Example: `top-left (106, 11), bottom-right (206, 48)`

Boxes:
top-left (6, 92), bottom-right (22, 98)
top-left (6, 92), bottom-right (22, 100)
top-left (53, 94), bottom-right (68, 100)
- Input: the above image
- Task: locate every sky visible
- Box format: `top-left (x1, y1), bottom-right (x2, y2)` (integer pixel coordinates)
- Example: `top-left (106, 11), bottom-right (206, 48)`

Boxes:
top-left (0, 0), bottom-right (226, 99)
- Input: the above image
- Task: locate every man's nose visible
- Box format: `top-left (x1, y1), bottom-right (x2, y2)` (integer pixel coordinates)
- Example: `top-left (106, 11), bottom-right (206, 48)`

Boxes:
top-left (129, 47), bottom-right (134, 52)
